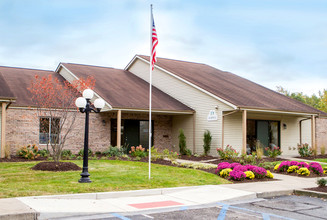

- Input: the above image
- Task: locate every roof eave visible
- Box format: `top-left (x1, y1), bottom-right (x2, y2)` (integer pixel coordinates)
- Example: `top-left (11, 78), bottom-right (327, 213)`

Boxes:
top-left (238, 106), bottom-right (321, 116)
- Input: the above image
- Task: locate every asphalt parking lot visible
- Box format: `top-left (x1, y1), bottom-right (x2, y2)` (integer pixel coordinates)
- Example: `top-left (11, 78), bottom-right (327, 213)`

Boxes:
top-left (64, 195), bottom-right (327, 220)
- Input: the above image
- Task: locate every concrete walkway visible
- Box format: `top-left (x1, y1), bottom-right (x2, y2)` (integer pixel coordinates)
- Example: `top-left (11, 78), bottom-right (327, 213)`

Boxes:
top-left (0, 170), bottom-right (321, 220)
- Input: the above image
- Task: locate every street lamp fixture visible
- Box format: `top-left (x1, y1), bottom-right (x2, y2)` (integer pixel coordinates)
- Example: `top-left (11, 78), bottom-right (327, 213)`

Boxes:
top-left (75, 89), bottom-right (105, 183)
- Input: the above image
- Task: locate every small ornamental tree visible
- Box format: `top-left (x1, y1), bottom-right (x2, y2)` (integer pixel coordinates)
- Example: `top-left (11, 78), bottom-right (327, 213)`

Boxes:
top-left (178, 129), bottom-right (187, 155)
top-left (203, 130), bottom-right (212, 156)
top-left (29, 74), bottom-right (95, 162)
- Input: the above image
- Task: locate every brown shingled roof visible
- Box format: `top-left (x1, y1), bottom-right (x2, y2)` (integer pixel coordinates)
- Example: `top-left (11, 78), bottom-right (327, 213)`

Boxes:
top-left (137, 55), bottom-right (322, 114)
top-left (0, 66), bottom-right (60, 107)
top-left (61, 63), bottom-right (193, 112)
top-left (0, 72), bottom-right (15, 100)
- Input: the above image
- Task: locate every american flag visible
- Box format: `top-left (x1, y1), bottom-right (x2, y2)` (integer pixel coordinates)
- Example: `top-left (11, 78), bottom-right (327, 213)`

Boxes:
top-left (151, 15), bottom-right (158, 70)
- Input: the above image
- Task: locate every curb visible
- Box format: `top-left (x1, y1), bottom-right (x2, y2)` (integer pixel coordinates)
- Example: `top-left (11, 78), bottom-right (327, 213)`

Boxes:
top-left (18, 185), bottom-right (206, 200)
top-left (257, 190), bottom-right (294, 198)
top-left (294, 189), bottom-right (327, 199)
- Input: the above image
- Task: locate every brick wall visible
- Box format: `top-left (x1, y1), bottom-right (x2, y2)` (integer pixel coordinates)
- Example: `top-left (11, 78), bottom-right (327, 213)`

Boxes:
top-left (5, 108), bottom-right (173, 154)
top-left (316, 118), bottom-right (327, 153)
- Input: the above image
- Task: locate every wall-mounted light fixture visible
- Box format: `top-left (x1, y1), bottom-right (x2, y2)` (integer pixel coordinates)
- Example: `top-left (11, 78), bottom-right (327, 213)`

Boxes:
top-left (283, 123), bottom-right (287, 129)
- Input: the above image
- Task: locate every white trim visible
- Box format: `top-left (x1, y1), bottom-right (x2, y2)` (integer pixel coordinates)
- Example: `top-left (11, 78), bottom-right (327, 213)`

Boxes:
top-left (128, 56), bottom-right (238, 110)
top-left (241, 108), bottom-right (319, 116)
top-left (56, 64), bottom-right (113, 110)
top-left (9, 106), bottom-right (194, 115)
top-left (124, 55), bottom-right (138, 71)
top-left (111, 108), bottom-right (194, 115)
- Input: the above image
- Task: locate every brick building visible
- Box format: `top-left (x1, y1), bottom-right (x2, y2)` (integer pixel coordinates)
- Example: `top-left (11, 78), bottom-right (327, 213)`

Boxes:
top-left (0, 55), bottom-right (326, 157)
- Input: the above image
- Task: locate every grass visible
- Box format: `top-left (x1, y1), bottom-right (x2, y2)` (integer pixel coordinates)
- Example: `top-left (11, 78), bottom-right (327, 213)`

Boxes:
top-left (314, 159), bottom-right (327, 163)
top-left (0, 160), bottom-right (230, 198)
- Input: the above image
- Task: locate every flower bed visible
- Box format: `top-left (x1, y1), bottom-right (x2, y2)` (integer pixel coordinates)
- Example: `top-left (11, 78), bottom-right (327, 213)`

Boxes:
top-left (273, 161), bottom-right (326, 177)
top-left (216, 162), bottom-right (273, 181)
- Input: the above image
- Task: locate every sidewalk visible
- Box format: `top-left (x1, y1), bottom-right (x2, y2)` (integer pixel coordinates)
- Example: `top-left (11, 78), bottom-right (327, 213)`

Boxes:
top-left (0, 171), bottom-right (319, 220)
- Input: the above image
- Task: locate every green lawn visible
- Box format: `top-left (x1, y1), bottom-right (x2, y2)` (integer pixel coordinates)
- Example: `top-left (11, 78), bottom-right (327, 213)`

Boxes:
top-left (0, 160), bottom-right (229, 198)
top-left (314, 158), bottom-right (327, 164)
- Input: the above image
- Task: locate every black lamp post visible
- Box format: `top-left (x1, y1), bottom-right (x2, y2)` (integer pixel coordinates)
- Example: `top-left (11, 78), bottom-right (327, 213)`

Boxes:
top-left (75, 89), bottom-right (105, 183)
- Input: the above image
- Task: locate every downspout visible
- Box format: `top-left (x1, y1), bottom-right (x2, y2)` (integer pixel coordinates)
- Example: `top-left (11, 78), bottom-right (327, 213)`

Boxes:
top-left (299, 117), bottom-right (311, 145)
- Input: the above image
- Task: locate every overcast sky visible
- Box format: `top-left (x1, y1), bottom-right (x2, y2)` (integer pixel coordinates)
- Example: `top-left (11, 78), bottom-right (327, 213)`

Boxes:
top-left (0, 0), bottom-right (326, 95)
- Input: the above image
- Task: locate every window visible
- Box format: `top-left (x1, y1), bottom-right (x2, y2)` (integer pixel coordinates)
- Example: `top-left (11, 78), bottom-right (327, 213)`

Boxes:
top-left (39, 117), bottom-right (60, 144)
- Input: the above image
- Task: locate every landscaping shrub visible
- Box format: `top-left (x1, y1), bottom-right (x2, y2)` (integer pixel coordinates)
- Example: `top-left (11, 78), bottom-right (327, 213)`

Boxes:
top-left (4, 145), bottom-right (11, 159)
top-left (244, 171), bottom-right (255, 179)
top-left (258, 162), bottom-right (275, 170)
top-left (78, 149), bottom-right (93, 157)
top-left (297, 143), bottom-right (313, 157)
top-left (178, 129), bottom-right (188, 155)
top-left (229, 170), bottom-right (246, 181)
top-left (287, 165), bottom-right (299, 173)
top-left (185, 148), bottom-right (192, 156)
top-left (266, 170), bottom-right (274, 178)
top-left (129, 145), bottom-right (147, 158)
top-left (61, 149), bottom-right (72, 159)
top-left (309, 162), bottom-right (324, 175)
top-left (151, 147), bottom-right (179, 161)
top-left (216, 145), bottom-right (239, 160)
top-left (220, 168), bottom-right (232, 178)
top-left (38, 149), bottom-right (49, 157)
top-left (297, 167), bottom-right (310, 176)
top-left (240, 153), bottom-right (257, 165)
top-left (317, 178), bottom-right (327, 187)
top-left (252, 166), bottom-right (267, 179)
top-left (203, 130), bottom-right (212, 156)
top-left (255, 145), bottom-right (264, 160)
top-left (103, 146), bottom-right (123, 157)
top-left (265, 146), bottom-right (282, 158)
top-left (17, 144), bottom-right (40, 160)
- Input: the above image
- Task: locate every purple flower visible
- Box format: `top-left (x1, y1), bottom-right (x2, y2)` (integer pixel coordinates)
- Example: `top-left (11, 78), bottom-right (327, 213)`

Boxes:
top-left (229, 170), bottom-right (246, 181)
top-left (297, 162), bottom-right (309, 168)
top-left (233, 165), bottom-right (247, 172)
top-left (252, 166), bottom-right (267, 178)
top-left (278, 161), bottom-right (290, 172)
top-left (230, 163), bottom-right (241, 169)
top-left (216, 162), bottom-right (231, 174)
top-left (244, 164), bottom-right (256, 171)
top-left (290, 161), bottom-right (299, 166)
top-left (309, 162), bottom-right (323, 175)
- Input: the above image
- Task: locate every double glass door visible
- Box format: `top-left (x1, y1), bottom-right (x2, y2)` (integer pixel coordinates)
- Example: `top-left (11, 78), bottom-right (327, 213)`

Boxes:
top-left (247, 120), bottom-right (280, 154)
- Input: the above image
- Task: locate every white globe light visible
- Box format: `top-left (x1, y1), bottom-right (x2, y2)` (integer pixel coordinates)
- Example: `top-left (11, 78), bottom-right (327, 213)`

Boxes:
top-left (75, 97), bottom-right (87, 108)
top-left (94, 98), bottom-right (105, 109)
top-left (83, 89), bottom-right (94, 99)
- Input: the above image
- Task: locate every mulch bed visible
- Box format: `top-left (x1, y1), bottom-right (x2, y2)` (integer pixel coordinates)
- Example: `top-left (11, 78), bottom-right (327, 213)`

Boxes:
top-left (31, 162), bottom-right (81, 172)
top-left (200, 157), bottom-right (285, 166)
top-left (0, 156), bottom-right (48, 163)
top-left (294, 155), bottom-right (327, 160)
top-left (179, 155), bottom-right (218, 161)
top-left (305, 186), bottom-right (327, 193)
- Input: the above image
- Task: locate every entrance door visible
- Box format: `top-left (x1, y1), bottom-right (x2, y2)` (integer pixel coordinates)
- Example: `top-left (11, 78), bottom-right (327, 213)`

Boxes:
top-left (124, 120), bottom-right (140, 151)
top-left (257, 121), bottom-right (269, 152)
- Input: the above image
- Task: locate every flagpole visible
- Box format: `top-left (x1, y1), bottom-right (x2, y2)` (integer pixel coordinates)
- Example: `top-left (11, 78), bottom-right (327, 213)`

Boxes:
top-left (148, 4), bottom-right (153, 180)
